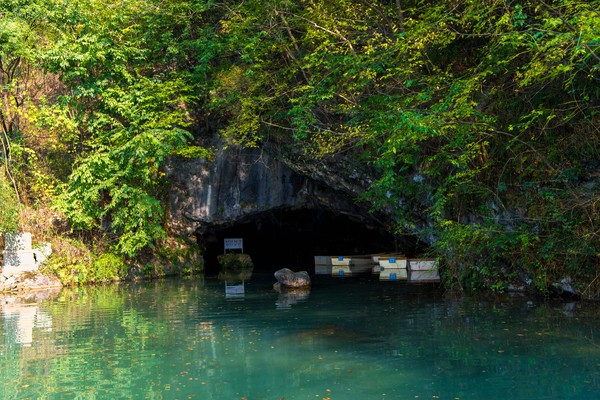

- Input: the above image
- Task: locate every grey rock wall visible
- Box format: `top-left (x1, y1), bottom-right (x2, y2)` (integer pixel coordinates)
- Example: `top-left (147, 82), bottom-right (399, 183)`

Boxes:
top-left (165, 142), bottom-right (376, 237)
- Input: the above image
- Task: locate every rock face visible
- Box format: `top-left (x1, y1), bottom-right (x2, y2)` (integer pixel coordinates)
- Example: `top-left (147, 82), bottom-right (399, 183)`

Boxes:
top-left (0, 271), bottom-right (62, 293)
top-left (164, 140), bottom-right (381, 238)
top-left (274, 268), bottom-right (311, 288)
top-left (163, 137), bottom-right (415, 273)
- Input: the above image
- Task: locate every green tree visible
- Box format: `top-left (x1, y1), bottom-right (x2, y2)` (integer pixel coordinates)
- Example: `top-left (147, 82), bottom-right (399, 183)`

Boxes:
top-left (44, 0), bottom-right (215, 256)
top-left (0, 0), bottom-right (48, 205)
top-left (0, 170), bottom-right (20, 234)
top-left (2, 0), bottom-right (597, 292)
top-left (211, 0), bottom-right (600, 293)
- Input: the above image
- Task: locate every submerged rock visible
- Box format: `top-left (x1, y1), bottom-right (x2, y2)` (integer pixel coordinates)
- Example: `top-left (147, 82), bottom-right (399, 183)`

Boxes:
top-left (274, 268), bottom-right (311, 288)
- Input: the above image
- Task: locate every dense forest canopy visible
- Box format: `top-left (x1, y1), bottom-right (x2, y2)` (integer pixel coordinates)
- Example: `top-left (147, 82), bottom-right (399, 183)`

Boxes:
top-left (0, 0), bottom-right (599, 294)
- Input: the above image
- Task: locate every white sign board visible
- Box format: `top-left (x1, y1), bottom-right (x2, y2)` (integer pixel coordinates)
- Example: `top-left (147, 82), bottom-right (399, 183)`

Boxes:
top-left (224, 238), bottom-right (243, 253)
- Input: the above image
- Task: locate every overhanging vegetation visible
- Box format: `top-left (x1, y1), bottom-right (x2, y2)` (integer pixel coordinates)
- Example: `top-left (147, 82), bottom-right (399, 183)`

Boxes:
top-left (0, 0), bottom-right (598, 294)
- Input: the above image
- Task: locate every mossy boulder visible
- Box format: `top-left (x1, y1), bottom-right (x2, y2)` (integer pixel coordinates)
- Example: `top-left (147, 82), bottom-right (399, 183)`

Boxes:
top-left (274, 268), bottom-right (311, 288)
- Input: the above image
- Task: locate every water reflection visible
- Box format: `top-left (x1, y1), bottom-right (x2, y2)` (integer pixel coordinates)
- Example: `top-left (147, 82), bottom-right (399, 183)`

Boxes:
top-left (1, 276), bottom-right (600, 400)
top-left (274, 285), bottom-right (311, 309)
top-left (224, 281), bottom-right (245, 298)
top-left (218, 270), bottom-right (252, 299)
top-left (1, 288), bottom-right (59, 346)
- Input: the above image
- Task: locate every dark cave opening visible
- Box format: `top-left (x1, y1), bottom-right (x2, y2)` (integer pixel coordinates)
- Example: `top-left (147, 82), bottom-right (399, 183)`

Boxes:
top-left (198, 207), bottom-right (421, 276)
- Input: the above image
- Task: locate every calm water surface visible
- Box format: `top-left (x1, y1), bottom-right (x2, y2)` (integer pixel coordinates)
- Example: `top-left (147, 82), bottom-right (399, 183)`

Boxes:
top-left (2, 274), bottom-right (600, 399)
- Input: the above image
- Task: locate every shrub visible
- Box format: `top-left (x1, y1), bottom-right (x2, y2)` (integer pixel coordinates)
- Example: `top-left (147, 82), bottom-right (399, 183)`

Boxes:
top-left (92, 253), bottom-right (127, 283)
top-left (0, 171), bottom-right (20, 235)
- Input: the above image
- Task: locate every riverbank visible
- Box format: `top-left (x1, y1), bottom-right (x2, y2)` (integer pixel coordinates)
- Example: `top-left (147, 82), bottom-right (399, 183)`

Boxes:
top-left (0, 270), bottom-right (62, 293)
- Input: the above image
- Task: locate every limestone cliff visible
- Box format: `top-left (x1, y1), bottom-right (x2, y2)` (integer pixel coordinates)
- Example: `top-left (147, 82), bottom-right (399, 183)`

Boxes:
top-left (165, 142), bottom-right (381, 237)
top-left (163, 139), bottom-right (405, 271)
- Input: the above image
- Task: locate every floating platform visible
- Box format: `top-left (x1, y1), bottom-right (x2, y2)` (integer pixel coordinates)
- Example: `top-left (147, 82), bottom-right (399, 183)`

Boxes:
top-left (408, 259), bottom-right (440, 282)
top-left (314, 256), bottom-right (333, 275)
top-left (330, 256), bottom-right (374, 277)
top-left (314, 254), bottom-right (441, 283)
top-left (378, 256), bottom-right (408, 281)
top-left (370, 253), bottom-right (404, 274)
top-left (331, 256), bottom-right (351, 277)
top-left (315, 255), bottom-right (373, 276)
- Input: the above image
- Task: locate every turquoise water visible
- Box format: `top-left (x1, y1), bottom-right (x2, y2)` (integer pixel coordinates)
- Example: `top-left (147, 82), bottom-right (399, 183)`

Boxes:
top-left (2, 274), bottom-right (600, 399)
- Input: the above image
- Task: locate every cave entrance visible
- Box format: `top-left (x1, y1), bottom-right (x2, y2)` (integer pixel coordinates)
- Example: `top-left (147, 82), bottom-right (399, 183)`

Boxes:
top-left (198, 207), bottom-right (417, 275)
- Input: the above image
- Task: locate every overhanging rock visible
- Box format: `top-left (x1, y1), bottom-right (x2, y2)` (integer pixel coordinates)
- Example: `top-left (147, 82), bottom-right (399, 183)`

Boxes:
top-left (165, 143), bottom-right (385, 237)
top-left (164, 141), bottom-right (416, 272)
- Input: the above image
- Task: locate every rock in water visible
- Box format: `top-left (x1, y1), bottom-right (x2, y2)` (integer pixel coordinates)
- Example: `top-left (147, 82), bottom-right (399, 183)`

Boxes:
top-left (274, 268), bottom-right (311, 288)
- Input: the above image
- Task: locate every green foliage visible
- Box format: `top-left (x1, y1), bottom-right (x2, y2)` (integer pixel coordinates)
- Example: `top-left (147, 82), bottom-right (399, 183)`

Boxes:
top-left (42, 0), bottom-right (214, 257)
top-left (0, 171), bottom-right (20, 235)
top-left (55, 76), bottom-right (193, 256)
top-left (172, 145), bottom-right (214, 160)
top-left (44, 237), bottom-right (127, 285)
top-left (9, 143), bottom-right (60, 204)
top-left (43, 238), bottom-right (94, 286)
top-left (92, 252), bottom-right (127, 282)
top-left (152, 236), bottom-right (204, 276)
top-left (140, 263), bottom-right (166, 279)
top-left (209, 0), bottom-right (599, 294)
top-left (2, 0), bottom-right (599, 293)
top-left (0, 0), bottom-right (50, 207)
